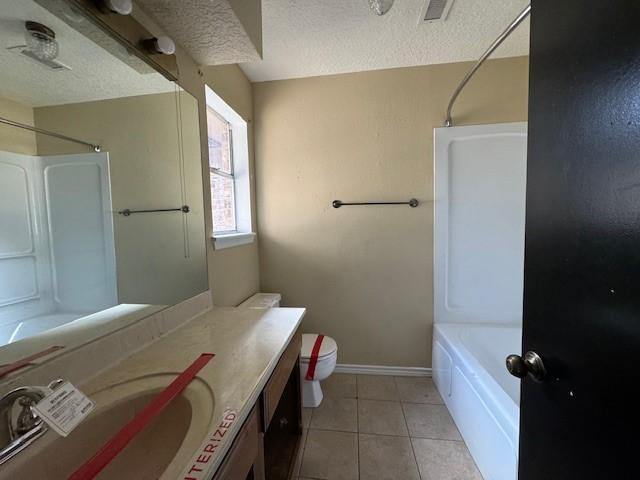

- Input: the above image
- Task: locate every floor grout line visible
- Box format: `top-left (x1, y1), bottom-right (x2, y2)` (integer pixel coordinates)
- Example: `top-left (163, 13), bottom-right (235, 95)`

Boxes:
top-left (396, 376), bottom-right (423, 480)
top-left (357, 398), bottom-right (405, 403)
top-left (410, 435), bottom-right (466, 443)
top-left (306, 424), bottom-right (466, 443)
top-left (358, 432), bottom-right (417, 439)
top-left (400, 400), bottom-right (447, 406)
top-left (356, 374), bottom-right (361, 480)
top-left (297, 407), bottom-right (312, 478)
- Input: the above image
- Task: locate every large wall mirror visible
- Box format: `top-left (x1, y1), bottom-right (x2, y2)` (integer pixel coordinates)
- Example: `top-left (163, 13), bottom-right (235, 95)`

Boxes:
top-left (0, 0), bottom-right (207, 367)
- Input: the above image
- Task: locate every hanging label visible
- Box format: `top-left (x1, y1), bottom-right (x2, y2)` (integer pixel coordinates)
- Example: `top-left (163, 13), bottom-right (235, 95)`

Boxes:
top-left (33, 381), bottom-right (94, 437)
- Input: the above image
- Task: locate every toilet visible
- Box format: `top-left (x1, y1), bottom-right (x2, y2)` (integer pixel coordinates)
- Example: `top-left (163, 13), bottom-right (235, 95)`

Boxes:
top-left (299, 333), bottom-right (337, 407)
top-left (239, 293), bottom-right (338, 408)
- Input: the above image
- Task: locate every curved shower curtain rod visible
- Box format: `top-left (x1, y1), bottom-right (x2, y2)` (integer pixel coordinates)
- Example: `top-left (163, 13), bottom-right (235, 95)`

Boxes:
top-left (0, 115), bottom-right (101, 151)
top-left (444, 4), bottom-right (531, 127)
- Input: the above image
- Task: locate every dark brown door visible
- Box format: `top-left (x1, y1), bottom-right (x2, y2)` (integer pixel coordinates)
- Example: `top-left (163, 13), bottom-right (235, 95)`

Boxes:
top-left (517, 1), bottom-right (640, 478)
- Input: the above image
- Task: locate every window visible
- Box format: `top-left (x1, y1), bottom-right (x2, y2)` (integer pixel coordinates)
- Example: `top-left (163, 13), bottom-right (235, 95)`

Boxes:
top-left (205, 85), bottom-right (254, 249)
top-left (208, 108), bottom-right (236, 232)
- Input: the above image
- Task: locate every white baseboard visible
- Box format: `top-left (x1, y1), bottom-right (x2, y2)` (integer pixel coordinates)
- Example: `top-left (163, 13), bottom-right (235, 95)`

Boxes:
top-left (334, 363), bottom-right (432, 377)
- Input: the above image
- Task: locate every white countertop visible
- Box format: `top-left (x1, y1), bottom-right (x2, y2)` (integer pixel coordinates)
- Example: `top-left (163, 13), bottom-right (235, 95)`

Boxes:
top-left (2, 306), bottom-right (305, 479)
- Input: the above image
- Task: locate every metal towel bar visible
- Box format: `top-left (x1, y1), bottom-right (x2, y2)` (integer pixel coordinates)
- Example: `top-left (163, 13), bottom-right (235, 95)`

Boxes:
top-left (118, 205), bottom-right (190, 216)
top-left (332, 199), bottom-right (419, 208)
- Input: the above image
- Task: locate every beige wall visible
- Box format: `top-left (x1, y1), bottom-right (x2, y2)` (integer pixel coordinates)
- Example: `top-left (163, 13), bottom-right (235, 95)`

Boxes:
top-left (230, 0), bottom-right (263, 58)
top-left (0, 96), bottom-right (37, 155)
top-left (124, 10), bottom-right (261, 307)
top-left (253, 56), bottom-right (529, 367)
top-left (201, 64), bottom-right (260, 306)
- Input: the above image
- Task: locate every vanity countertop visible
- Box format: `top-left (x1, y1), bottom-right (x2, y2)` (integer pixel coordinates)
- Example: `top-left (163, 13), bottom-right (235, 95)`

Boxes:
top-left (4, 305), bottom-right (305, 480)
top-left (90, 305), bottom-right (304, 479)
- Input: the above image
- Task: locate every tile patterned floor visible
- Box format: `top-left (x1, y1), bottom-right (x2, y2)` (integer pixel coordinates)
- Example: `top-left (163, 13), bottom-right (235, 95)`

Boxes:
top-left (293, 374), bottom-right (482, 480)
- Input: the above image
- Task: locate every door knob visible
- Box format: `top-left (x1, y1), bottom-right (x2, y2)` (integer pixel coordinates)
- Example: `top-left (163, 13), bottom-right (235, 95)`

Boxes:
top-left (506, 351), bottom-right (547, 382)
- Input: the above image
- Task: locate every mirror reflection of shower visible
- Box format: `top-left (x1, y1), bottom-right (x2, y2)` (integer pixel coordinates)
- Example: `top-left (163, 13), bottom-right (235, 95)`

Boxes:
top-left (0, 150), bottom-right (116, 345)
top-left (0, 50), bottom-right (114, 345)
top-left (0, 0), bottom-right (208, 360)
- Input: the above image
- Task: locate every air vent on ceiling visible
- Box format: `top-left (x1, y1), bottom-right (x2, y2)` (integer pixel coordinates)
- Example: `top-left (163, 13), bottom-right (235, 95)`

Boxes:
top-left (421, 0), bottom-right (454, 22)
top-left (6, 45), bottom-right (71, 71)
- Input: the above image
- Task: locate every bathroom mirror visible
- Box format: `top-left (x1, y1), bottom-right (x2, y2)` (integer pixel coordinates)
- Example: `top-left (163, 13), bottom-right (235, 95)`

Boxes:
top-left (0, 0), bottom-right (207, 366)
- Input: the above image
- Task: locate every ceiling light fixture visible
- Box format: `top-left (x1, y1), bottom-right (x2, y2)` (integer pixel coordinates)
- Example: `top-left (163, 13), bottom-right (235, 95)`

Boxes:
top-left (142, 36), bottom-right (176, 55)
top-left (24, 21), bottom-right (59, 61)
top-left (369, 0), bottom-right (395, 15)
top-left (101, 0), bottom-right (133, 15)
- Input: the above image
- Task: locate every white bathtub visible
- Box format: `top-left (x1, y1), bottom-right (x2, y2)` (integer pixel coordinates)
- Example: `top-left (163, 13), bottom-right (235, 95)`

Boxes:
top-left (0, 312), bottom-right (85, 345)
top-left (433, 323), bottom-right (521, 480)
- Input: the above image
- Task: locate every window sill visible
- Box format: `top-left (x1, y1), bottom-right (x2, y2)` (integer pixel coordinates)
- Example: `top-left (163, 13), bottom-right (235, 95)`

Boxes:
top-left (212, 232), bottom-right (256, 250)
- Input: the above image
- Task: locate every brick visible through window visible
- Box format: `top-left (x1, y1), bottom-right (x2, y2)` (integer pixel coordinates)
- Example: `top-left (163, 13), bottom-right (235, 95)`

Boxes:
top-left (207, 106), bottom-right (236, 232)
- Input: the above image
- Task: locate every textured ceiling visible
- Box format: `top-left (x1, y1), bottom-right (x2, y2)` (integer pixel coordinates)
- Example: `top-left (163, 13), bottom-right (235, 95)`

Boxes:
top-left (134, 0), bottom-right (262, 66)
top-left (241, 0), bottom-right (531, 82)
top-left (0, 0), bottom-right (174, 107)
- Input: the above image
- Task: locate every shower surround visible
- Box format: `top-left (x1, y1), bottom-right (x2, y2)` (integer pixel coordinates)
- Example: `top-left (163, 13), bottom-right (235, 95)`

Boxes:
top-left (0, 150), bottom-right (116, 344)
top-left (433, 122), bottom-right (527, 480)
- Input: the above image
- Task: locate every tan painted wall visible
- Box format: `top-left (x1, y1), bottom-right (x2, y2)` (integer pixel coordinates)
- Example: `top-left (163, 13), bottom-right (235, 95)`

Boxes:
top-left (201, 64), bottom-right (260, 306)
top-left (136, 10), bottom-right (261, 307)
top-left (0, 96), bottom-right (37, 155)
top-left (230, 0), bottom-right (263, 58)
top-left (253, 56), bottom-right (530, 367)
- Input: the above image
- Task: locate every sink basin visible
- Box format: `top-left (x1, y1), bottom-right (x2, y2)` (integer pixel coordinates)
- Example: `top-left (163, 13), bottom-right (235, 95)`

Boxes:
top-left (3, 375), bottom-right (215, 479)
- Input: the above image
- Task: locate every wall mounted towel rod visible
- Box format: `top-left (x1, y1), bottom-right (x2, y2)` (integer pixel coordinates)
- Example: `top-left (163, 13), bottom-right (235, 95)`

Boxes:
top-left (332, 199), bottom-right (419, 208)
top-left (0, 115), bottom-right (101, 152)
top-left (118, 205), bottom-right (190, 216)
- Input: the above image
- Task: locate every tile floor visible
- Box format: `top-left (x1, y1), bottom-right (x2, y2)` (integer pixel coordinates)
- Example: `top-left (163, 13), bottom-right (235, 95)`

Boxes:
top-left (292, 374), bottom-right (482, 480)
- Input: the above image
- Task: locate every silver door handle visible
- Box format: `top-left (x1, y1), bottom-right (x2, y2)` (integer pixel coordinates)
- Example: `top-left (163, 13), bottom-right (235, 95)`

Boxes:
top-left (506, 351), bottom-right (547, 382)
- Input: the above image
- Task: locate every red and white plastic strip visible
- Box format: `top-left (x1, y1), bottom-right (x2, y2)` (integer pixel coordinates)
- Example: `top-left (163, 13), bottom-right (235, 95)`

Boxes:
top-left (68, 353), bottom-right (215, 480)
top-left (305, 334), bottom-right (325, 381)
top-left (0, 345), bottom-right (64, 379)
top-left (180, 409), bottom-right (238, 480)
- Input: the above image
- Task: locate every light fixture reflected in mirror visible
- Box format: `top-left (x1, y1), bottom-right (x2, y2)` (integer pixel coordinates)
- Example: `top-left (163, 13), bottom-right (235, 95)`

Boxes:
top-left (369, 0), bottom-right (395, 15)
top-left (24, 21), bottom-right (59, 61)
top-left (102, 0), bottom-right (133, 15)
top-left (142, 36), bottom-right (176, 55)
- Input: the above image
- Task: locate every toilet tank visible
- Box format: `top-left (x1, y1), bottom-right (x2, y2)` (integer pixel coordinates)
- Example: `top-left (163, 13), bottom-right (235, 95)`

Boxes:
top-left (238, 293), bottom-right (281, 308)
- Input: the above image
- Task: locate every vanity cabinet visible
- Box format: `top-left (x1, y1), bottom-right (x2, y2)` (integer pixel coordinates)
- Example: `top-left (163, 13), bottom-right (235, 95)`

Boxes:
top-left (262, 330), bottom-right (303, 480)
top-left (214, 407), bottom-right (264, 480)
top-left (213, 329), bottom-right (303, 480)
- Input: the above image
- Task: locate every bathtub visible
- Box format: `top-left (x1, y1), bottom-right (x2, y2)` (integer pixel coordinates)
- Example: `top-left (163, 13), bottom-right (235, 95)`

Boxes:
top-left (433, 323), bottom-right (521, 480)
top-left (0, 312), bottom-right (85, 345)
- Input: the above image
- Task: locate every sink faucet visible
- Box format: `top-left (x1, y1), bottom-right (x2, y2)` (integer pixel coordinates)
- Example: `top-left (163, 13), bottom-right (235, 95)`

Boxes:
top-left (0, 385), bottom-right (51, 465)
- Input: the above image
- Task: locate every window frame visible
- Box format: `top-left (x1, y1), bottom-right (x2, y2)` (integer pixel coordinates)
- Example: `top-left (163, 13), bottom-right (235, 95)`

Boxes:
top-left (205, 85), bottom-right (255, 249)
top-left (208, 109), bottom-right (237, 234)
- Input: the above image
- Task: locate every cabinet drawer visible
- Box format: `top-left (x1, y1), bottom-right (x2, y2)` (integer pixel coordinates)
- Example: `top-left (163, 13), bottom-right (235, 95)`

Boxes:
top-left (262, 329), bottom-right (302, 430)
top-left (214, 406), bottom-right (260, 480)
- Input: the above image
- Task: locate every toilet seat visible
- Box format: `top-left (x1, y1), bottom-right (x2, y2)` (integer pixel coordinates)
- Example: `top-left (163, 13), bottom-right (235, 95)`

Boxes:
top-left (299, 334), bottom-right (338, 407)
top-left (301, 334), bottom-right (337, 360)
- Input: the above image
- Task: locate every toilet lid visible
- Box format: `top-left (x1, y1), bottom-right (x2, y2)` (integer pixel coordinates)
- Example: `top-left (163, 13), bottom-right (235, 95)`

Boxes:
top-left (301, 334), bottom-right (337, 359)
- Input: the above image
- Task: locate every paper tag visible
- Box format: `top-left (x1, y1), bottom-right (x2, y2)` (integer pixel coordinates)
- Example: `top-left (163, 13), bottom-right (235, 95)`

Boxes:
top-left (33, 381), bottom-right (94, 437)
